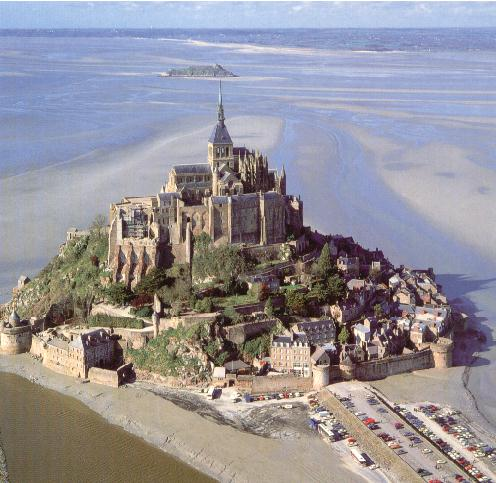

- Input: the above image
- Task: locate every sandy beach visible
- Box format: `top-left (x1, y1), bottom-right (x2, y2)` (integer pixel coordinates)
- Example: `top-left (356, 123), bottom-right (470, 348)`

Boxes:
top-left (0, 354), bottom-right (371, 483)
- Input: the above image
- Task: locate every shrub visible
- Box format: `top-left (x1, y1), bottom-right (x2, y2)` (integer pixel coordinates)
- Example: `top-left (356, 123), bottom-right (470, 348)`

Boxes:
top-left (131, 306), bottom-right (153, 318)
top-left (87, 314), bottom-right (144, 329)
top-left (223, 306), bottom-right (243, 325)
top-left (195, 297), bottom-right (214, 313)
top-left (130, 293), bottom-right (154, 308)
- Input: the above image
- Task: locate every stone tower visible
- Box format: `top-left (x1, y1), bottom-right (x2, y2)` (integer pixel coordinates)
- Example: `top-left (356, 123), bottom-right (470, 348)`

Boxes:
top-left (312, 363), bottom-right (330, 390)
top-left (208, 81), bottom-right (234, 170)
top-left (431, 337), bottom-right (454, 368)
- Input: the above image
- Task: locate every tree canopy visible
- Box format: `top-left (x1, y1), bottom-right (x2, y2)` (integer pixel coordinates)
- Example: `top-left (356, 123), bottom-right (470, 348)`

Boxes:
top-left (312, 242), bottom-right (336, 280)
top-left (285, 290), bottom-right (307, 316)
top-left (338, 325), bottom-right (350, 345)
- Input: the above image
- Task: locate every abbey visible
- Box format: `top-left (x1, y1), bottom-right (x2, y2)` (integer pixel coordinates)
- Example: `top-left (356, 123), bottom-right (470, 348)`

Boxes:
top-left (108, 85), bottom-right (304, 287)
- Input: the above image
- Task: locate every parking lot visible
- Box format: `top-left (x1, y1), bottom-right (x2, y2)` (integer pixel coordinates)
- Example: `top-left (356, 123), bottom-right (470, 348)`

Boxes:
top-left (401, 402), bottom-right (496, 482)
top-left (330, 381), bottom-right (466, 482)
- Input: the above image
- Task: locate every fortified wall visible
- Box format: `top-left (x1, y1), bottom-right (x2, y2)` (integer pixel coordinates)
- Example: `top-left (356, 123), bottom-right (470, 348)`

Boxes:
top-left (0, 311), bottom-right (32, 355)
top-left (336, 339), bottom-right (454, 382)
top-left (353, 349), bottom-right (434, 381)
top-left (224, 318), bottom-right (278, 345)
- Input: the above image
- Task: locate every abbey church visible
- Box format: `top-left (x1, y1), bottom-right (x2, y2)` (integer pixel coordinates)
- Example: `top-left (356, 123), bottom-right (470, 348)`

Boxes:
top-left (108, 85), bottom-right (304, 287)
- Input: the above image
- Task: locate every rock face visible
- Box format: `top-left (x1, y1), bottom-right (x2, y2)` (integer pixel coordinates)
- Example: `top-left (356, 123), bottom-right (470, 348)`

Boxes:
top-left (161, 64), bottom-right (237, 77)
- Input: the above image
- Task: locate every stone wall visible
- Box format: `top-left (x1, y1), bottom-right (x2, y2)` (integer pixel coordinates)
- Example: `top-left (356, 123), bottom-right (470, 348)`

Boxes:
top-left (88, 367), bottom-right (120, 387)
top-left (224, 319), bottom-right (277, 345)
top-left (232, 295), bottom-right (285, 316)
top-left (241, 374), bottom-right (313, 394)
top-left (30, 335), bottom-right (46, 358)
top-left (353, 349), bottom-right (434, 381)
top-left (112, 327), bottom-right (153, 349)
top-left (88, 364), bottom-right (133, 388)
top-left (159, 312), bottom-right (219, 331)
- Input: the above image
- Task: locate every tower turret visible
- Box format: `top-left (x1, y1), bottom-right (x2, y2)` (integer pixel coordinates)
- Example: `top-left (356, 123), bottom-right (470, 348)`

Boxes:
top-left (208, 81), bottom-right (234, 169)
top-left (278, 165), bottom-right (286, 195)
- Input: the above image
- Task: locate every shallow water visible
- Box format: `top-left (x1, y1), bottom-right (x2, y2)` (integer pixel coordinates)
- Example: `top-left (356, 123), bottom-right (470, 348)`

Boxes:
top-left (0, 372), bottom-right (212, 483)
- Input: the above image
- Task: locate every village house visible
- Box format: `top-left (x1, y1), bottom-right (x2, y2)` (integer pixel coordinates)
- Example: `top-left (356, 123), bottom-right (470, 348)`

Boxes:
top-left (270, 332), bottom-right (311, 377)
top-left (36, 328), bottom-right (116, 379)
top-left (337, 255), bottom-right (360, 277)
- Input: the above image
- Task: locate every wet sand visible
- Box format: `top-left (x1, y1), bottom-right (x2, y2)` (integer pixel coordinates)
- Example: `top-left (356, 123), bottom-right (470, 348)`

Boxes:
top-left (0, 354), bottom-right (368, 483)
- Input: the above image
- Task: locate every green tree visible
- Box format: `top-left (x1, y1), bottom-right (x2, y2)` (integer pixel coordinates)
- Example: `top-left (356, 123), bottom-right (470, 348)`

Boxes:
top-left (310, 282), bottom-right (331, 304)
top-left (374, 303), bottom-right (384, 320)
top-left (326, 275), bottom-right (346, 305)
top-left (285, 290), bottom-right (307, 316)
top-left (134, 268), bottom-right (171, 295)
top-left (90, 214), bottom-right (107, 238)
top-left (338, 325), bottom-right (350, 345)
top-left (264, 297), bottom-right (274, 317)
top-left (105, 283), bottom-right (134, 306)
top-left (312, 242), bottom-right (335, 280)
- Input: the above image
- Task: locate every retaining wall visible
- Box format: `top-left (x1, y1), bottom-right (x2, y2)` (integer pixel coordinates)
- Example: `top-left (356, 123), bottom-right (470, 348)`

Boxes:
top-left (224, 319), bottom-right (277, 345)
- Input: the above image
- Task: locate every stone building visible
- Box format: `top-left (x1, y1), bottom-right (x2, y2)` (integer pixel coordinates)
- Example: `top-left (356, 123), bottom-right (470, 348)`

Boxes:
top-left (0, 310), bottom-right (32, 355)
top-left (36, 328), bottom-right (116, 379)
top-left (108, 84), bottom-right (304, 288)
top-left (270, 332), bottom-right (311, 377)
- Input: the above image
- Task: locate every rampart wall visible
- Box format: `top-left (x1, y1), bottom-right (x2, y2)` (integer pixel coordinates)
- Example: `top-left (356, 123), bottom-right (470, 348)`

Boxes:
top-left (354, 349), bottom-right (434, 381)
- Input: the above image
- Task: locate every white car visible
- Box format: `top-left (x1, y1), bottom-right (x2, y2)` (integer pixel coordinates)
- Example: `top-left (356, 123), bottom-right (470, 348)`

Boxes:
top-left (421, 448), bottom-right (432, 454)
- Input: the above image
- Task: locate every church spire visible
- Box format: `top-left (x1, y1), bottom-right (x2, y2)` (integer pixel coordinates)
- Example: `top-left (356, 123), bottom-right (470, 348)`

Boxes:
top-left (217, 80), bottom-right (225, 126)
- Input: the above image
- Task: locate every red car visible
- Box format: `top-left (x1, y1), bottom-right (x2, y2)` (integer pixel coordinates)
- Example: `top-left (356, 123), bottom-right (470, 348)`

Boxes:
top-left (394, 422), bottom-right (404, 429)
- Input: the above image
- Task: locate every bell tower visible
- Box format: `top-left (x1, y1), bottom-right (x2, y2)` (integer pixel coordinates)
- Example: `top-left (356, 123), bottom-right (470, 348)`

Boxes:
top-left (208, 81), bottom-right (234, 170)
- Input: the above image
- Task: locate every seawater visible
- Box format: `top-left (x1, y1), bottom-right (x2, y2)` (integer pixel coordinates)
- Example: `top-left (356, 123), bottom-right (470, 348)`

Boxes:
top-left (0, 372), bottom-right (212, 483)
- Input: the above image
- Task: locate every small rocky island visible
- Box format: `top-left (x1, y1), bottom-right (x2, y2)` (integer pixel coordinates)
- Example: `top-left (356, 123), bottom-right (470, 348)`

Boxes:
top-left (159, 64), bottom-right (237, 78)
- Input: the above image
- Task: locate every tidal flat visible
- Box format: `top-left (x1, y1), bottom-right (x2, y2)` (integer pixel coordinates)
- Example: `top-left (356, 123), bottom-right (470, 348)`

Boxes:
top-left (1, 29), bottom-right (495, 478)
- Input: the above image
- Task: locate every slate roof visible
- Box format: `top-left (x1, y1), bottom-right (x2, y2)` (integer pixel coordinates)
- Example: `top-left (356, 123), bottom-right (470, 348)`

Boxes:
top-left (224, 360), bottom-right (249, 372)
top-left (209, 123), bottom-right (233, 144)
top-left (157, 192), bottom-right (180, 204)
top-left (172, 164), bottom-right (211, 174)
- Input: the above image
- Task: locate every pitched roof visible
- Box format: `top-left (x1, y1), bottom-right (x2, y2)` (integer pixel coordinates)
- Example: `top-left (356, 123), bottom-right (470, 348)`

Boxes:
top-left (224, 360), bottom-right (249, 372)
top-left (311, 346), bottom-right (328, 363)
top-left (209, 123), bottom-right (232, 144)
top-left (172, 164), bottom-right (211, 174)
